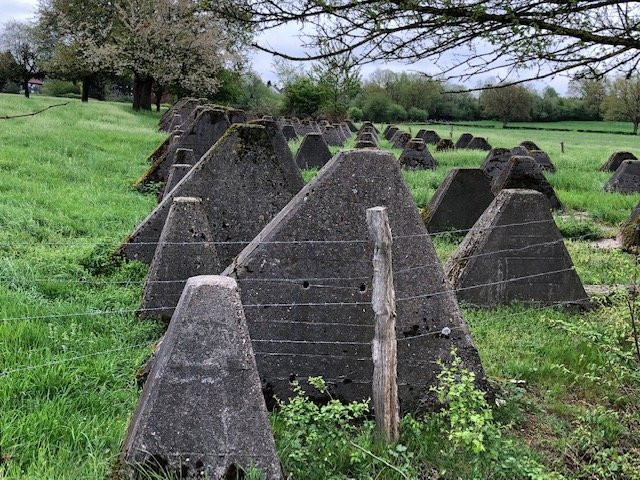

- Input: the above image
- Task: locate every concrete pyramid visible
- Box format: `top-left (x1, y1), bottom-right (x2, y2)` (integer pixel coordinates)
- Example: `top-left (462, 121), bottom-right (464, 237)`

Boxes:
top-left (417, 130), bottom-right (441, 145)
top-left (454, 133), bottom-right (473, 149)
top-left (604, 160), bottom-right (640, 193)
top-left (466, 137), bottom-right (492, 151)
top-left (445, 189), bottom-right (588, 307)
top-left (146, 135), bottom-right (173, 165)
top-left (118, 124), bottom-right (304, 265)
top-left (346, 119), bottom-right (358, 132)
top-left (398, 139), bottom-right (437, 169)
top-left (120, 276), bottom-right (282, 479)
top-left (422, 168), bottom-right (494, 234)
top-left (361, 121), bottom-right (379, 133)
top-left (323, 125), bottom-right (344, 146)
top-left (601, 151), bottom-right (638, 172)
top-left (160, 163), bottom-right (192, 201)
top-left (435, 138), bottom-right (455, 151)
top-left (391, 131), bottom-right (411, 149)
top-left (619, 202), bottom-right (640, 252)
top-left (356, 132), bottom-right (378, 146)
top-left (492, 156), bottom-right (562, 210)
top-left (295, 133), bottom-right (333, 169)
top-left (281, 124), bottom-right (297, 141)
top-left (249, 119), bottom-right (304, 184)
top-left (520, 140), bottom-right (540, 151)
top-left (385, 126), bottom-right (399, 141)
top-left (158, 97), bottom-right (202, 132)
top-left (137, 108), bottom-right (230, 187)
top-left (223, 149), bottom-right (486, 412)
top-left (529, 150), bottom-right (556, 172)
top-left (139, 197), bottom-right (221, 321)
top-left (481, 147), bottom-right (514, 183)
top-left (158, 97), bottom-right (189, 130)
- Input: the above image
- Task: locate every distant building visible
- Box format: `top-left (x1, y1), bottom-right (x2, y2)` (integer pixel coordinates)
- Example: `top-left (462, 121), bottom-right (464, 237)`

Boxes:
top-left (27, 78), bottom-right (43, 94)
top-left (267, 80), bottom-right (282, 94)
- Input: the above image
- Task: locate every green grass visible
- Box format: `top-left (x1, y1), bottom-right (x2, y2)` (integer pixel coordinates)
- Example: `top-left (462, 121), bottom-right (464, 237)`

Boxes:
top-left (1, 95), bottom-right (639, 479)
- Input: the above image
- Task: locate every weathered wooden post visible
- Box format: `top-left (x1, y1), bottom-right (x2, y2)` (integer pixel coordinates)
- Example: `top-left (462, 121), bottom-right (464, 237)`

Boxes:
top-left (561, 141), bottom-right (565, 153)
top-left (366, 206), bottom-right (400, 442)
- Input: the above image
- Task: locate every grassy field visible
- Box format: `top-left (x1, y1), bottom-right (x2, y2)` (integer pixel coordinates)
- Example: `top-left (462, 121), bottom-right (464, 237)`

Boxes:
top-left (1, 94), bottom-right (639, 479)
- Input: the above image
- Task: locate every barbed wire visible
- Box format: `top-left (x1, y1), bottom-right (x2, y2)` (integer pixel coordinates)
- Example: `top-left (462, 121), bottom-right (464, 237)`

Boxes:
top-left (1, 294), bottom-right (596, 378)
top-left (0, 217), bottom-right (569, 248)
top-left (0, 234), bottom-right (595, 287)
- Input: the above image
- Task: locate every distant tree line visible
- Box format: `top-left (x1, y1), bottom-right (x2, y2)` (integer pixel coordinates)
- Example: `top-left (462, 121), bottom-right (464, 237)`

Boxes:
top-left (0, 0), bottom-right (254, 110)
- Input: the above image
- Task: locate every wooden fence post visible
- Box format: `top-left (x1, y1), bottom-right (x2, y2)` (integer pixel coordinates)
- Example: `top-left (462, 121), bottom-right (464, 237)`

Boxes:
top-left (366, 206), bottom-right (400, 442)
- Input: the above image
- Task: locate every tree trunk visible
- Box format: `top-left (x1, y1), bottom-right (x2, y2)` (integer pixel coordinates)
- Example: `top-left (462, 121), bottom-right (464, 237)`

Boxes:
top-left (81, 76), bottom-right (91, 103)
top-left (132, 74), bottom-right (153, 111)
top-left (155, 84), bottom-right (163, 112)
top-left (633, 121), bottom-right (638, 135)
top-left (23, 79), bottom-right (30, 98)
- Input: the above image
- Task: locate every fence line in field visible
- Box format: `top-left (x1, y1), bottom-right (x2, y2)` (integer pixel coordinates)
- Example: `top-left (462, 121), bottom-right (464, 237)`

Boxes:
top-left (0, 295), bottom-right (591, 378)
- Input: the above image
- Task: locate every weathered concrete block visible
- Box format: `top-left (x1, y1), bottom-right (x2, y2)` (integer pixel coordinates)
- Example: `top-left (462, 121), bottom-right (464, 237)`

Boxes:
top-left (223, 149), bottom-right (486, 412)
top-left (226, 108), bottom-right (247, 124)
top-left (346, 119), bottom-right (358, 132)
top-left (398, 139), bottom-right (437, 170)
top-left (359, 126), bottom-right (378, 139)
top-left (340, 122), bottom-right (353, 138)
top-left (445, 189), bottom-right (587, 307)
top-left (361, 121), bottom-right (379, 133)
top-left (168, 114), bottom-right (182, 132)
top-left (281, 125), bottom-right (297, 141)
top-left (160, 163), bottom-right (193, 201)
top-left (354, 140), bottom-right (378, 149)
top-left (466, 137), bottom-right (492, 151)
top-left (604, 160), bottom-right (640, 193)
top-left (118, 124), bottom-right (304, 265)
top-left (250, 119), bottom-right (304, 187)
top-left (520, 140), bottom-right (540, 151)
top-left (323, 125), bottom-right (345, 146)
top-left (146, 136), bottom-right (172, 165)
top-left (391, 131), bottom-right (411, 149)
top-left (454, 133), bottom-right (473, 149)
top-left (422, 168), bottom-right (494, 234)
top-left (140, 197), bottom-right (221, 321)
top-left (510, 146), bottom-right (530, 157)
top-left (492, 156), bottom-right (562, 210)
top-left (356, 132), bottom-right (378, 146)
top-left (119, 276), bottom-right (282, 479)
top-left (529, 150), bottom-right (556, 172)
top-left (619, 202), bottom-right (640, 252)
top-left (158, 97), bottom-right (189, 131)
top-left (601, 151), bottom-right (638, 172)
top-left (158, 98), bottom-right (202, 132)
top-left (435, 138), bottom-right (455, 151)
top-left (384, 126), bottom-right (399, 141)
top-left (481, 148), bottom-right (512, 183)
top-left (137, 108), bottom-right (230, 187)
top-left (416, 130), bottom-right (441, 145)
top-left (295, 133), bottom-right (333, 169)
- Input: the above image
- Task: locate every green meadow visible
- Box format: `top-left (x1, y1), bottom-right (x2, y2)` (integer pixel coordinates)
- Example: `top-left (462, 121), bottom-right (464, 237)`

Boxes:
top-left (1, 94), bottom-right (639, 479)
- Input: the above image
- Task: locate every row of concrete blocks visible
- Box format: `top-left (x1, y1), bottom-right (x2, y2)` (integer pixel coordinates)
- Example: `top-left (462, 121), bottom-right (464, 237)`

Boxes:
top-left (115, 113), bottom-right (603, 476)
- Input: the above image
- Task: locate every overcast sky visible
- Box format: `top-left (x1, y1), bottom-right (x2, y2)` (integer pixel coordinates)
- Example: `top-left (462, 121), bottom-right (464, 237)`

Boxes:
top-left (0, 0), bottom-right (570, 94)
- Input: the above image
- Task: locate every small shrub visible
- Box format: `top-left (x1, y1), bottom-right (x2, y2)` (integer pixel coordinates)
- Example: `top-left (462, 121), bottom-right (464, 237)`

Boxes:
top-left (42, 79), bottom-right (81, 97)
top-left (555, 218), bottom-right (605, 240)
top-left (79, 242), bottom-right (124, 276)
top-left (348, 106), bottom-right (363, 121)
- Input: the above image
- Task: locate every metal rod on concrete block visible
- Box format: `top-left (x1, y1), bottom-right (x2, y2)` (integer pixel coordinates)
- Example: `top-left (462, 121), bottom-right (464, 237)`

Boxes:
top-left (366, 206), bottom-right (400, 442)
